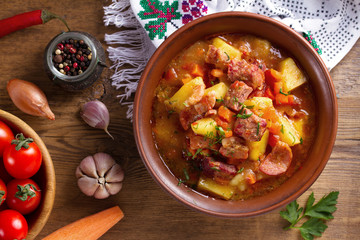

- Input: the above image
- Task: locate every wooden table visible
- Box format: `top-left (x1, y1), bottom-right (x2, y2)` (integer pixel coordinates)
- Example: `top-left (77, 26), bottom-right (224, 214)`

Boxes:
top-left (0, 2), bottom-right (359, 239)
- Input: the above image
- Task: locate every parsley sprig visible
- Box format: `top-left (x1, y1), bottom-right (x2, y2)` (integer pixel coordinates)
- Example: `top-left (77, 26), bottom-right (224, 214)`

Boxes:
top-left (280, 191), bottom-right (339, 240)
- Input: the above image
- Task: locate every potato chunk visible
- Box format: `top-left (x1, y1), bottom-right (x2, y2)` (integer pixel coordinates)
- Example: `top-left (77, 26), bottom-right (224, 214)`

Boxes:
top-left (165, 77), bottom-right (205, 112)
top-left (212, 37), bottom-right (241, 60)
top-left (247, 130), bottom-right (269, 161)
top-left (191, 118), bottom-right (217, 137)
top-left (279, 58), bottom-right (307, 92)
top-left (197, 175), bottom-right (234, 200)
top-left (204, 82), bottom-right (229, 102)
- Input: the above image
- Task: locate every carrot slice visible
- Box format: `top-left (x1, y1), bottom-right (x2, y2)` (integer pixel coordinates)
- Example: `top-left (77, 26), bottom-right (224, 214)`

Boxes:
top-left (191, 64), bottom-right (204, 77)
top-left (210, 69), bottom-right (224, 78)
top-left (218, 106), bottom-right (234, 123)
top-left (42, 206), bottom-right (124, 240)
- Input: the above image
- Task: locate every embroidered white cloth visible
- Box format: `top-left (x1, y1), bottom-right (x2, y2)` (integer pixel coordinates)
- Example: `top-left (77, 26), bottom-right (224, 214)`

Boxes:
top-left (104, 0), bottom-right (360, 118)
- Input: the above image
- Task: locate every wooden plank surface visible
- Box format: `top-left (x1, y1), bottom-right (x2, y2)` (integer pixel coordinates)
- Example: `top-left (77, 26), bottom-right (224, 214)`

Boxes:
top-left (0, 1), bottom-right (359, 239)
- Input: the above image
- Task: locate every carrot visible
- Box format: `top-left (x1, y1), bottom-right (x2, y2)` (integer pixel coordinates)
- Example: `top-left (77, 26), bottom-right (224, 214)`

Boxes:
top-left (190, 64), bottom-right (204, 77)
top-left (218, 106), bottom-right (234, 123)
top-left (264, 69), bottom-right (282, 89)
top-left (210, 69), bottom-right (224, 78)
top-left (0, 10), bottom-right (70, 38)
top-left (264, 86), bottom-right (275, 100)
top-left (275, 93), bottom-right (289, 105)
top-left (273, 81), bottom-right (282, 94)
top-left (42, 206), bottom-right (124, 240)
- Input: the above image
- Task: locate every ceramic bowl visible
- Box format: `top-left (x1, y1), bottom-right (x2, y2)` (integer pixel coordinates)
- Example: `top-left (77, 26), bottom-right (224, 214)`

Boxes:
top-left (0, 109), bottom-right (56, 239)
top-left (133, 12), bottom-right (337, 217)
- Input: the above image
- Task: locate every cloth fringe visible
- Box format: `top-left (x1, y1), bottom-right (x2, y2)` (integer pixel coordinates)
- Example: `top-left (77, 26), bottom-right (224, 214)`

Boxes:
top-left (104, 0), bottom-right (155, 119)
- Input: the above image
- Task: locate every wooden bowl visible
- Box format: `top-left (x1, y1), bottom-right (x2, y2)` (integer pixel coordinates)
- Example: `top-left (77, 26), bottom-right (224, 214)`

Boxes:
top-left (0, 109), bottom-right (56, 239)
top-left (133, 12), bottom-right (337, 217)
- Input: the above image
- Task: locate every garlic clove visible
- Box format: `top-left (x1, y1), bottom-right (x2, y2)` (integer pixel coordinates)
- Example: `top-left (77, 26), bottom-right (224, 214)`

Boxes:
top-left (93, 153), bottom-right (115, 177)
top-left (94, 184), bottom-right (111, 199)
top-left (106, 164), bottom-right (124, 183)
top-left (77, 176), bottom-right (99, 197)
top-left (80, 100), bottom-right (114, 139)
top-left (78, 155), bottom-right (98, 178)
top-left (105, 182), bottom-right (123, 195)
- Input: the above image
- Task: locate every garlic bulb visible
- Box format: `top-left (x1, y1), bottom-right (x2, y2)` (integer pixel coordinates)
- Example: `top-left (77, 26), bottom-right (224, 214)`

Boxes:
top-left (76, 153), bottom-right (124, 199)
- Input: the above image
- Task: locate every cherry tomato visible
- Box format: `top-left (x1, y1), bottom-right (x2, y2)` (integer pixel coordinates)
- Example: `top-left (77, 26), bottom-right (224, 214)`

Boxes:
top-left (0, 209), bottom-right (28, 240)
top-left (6, 179), bottom-right (41, 215)
top-left (3, 133), bottom-right (42, 179)
top-left (0, 178), bottom-right (7, 206)
top-left (0, 120), bottom-right (14, 156)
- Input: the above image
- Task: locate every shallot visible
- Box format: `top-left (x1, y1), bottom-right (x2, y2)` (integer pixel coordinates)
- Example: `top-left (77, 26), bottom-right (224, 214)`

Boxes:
top-left (7, 79), bottom-right (55, 120)
top-left (80, 100), bottom-right (113, 139)
top-left (75, 153), bottom-right (124, 199)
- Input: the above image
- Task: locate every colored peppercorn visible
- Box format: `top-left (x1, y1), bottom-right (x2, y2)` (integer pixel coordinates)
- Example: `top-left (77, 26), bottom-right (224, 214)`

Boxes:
top-left (52, 38), bottom-right (93, 76)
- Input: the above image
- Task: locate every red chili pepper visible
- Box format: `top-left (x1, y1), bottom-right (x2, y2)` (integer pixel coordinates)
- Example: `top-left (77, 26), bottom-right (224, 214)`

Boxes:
top-left (0, 9), bottom-right (70, 39)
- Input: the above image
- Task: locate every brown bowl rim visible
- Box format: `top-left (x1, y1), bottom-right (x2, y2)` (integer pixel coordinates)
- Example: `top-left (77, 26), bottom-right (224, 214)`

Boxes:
top-left (0, 109), bottom-right (56, 238)
top-left (133, 12), bottom-right (338, 217)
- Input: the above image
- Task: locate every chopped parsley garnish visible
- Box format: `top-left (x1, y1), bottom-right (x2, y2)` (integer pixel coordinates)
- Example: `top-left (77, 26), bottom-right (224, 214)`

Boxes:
top-left (300, 137), bottom-right (303, 144)
top-left (224, 51), bottom-right (230, 61)
top-left (256, 122), bottom-right (260, 136)
top-left (183, 168), bottom-right (190, 181)
top-left (216, 97), bottom-right (224, 103)
top-left (246, 105), bottom-right (255, 109)
top-left (280, 124), bottom-right (284, 134)
top-left (210, 167), bottom-right (220, 171)
top-left (192, 148), bottom-right (202, 159)
top-left (279, 88), bottom-right (290, 96)
top-left (235, 112), bottom-right (253, 119)
top-left (215, 126), bottom-right (225, 137)
top-left (237, 167), bottom-right (244, 174)
top-left (289, 131), bottom-right (296, 145)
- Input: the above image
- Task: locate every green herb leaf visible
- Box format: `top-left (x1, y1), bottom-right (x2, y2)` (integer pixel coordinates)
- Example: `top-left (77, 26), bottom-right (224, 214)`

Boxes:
top-left (280, 200), bottom-right (303, 225)
top-left (300, 137), bottom-right (303, 144)
top-left (280, 191), bottom-right (339, 240)
top-left (279, 88), bottom-right (289, 96)
top-left (299, 218), bottom-right (328, 240)
top-left (304, 191), bottom-right (339, 220)
top-left (224, 52), bottom-right (230, 61)
top-left (280, 124), bottom-right (284, 134)
top-left (183, 168), bottom-right (190, 181)
top-left (256, 122), bottom-right (260, 136)
top-left (236, 112), bottom-right (253, 119)
top-left (237, 167), bottom-right (244, 174)
top-left (192, 148), bottom-right (202, 159)
top-left (216, 98), bottom-right (224, 103)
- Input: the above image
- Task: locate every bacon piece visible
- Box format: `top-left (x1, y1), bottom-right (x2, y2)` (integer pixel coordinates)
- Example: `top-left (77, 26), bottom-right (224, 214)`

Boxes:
top-left (224, 81), bottom-right (253, 111)
top-left (201, 157), bottom-right (237, 181)
top-left (188, 133), bottom-right (219, 151)
top-left (233, 109), bottom-right (267, 142)
top-left (259, 141), bottom-right (293, 176)
top-left (219, 136), bottom-right (249, 160)
top-left (205, 45), bottom-right (230, 69)
top-left (228, 59), bottom-right (265, 90)
top-left (179, 91), bottom-right (216, 130)
top-left (194, 91), bottom-right (216, 114)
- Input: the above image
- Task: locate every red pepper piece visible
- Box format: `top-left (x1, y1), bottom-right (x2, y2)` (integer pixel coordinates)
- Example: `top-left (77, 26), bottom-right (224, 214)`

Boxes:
top-left (0, 9), bottom-right (70, 39)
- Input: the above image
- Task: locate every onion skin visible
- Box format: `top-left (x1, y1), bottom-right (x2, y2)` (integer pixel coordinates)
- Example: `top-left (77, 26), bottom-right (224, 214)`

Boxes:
top-left (7, 79), bottom-right (55, 120)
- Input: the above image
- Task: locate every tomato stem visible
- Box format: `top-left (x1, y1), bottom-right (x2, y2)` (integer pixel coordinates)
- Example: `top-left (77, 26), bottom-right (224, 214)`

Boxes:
top-left (15, 184), bottom-right (39, 201)
top-left (11, 133), bottom-right (34, 151)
